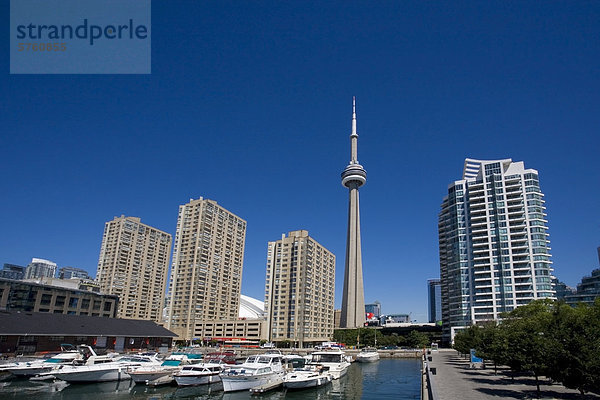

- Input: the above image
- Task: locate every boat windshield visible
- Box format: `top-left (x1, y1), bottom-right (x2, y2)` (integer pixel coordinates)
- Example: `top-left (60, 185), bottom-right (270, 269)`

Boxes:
top-left (44, 358), bottom-right (70, 363)
top-left (311, 353), bottom-right (342, 363)
top-left (205, 352), bottom-right (235, 363)
top-left (256, 367), bottom-right (271, 374)
top-left (118, 356), bottom-right (152, 362)
top-left (287, 358), bottom-right (306, 368)
top-left (182, 366), bottom-right (203, 371)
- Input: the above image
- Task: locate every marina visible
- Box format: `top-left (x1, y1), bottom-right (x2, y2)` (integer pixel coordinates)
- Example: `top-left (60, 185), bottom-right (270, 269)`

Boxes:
top-left (0, 358), bottom-right (421, 399)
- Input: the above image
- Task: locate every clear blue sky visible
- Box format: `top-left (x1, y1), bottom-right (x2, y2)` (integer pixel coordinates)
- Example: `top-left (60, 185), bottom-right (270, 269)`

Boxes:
top-left (1, 2), bottom-right (599, 322)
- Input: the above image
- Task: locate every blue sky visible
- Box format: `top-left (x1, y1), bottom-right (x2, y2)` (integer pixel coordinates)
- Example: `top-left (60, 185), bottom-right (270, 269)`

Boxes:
top-left (1, 1), bottom-right (599, 322)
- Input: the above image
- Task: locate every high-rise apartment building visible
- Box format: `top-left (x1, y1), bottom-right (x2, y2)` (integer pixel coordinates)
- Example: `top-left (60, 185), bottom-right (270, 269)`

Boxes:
top-left (167, 198), bottom-right (246, 340)
top-left (427, 279), bottom-right (442, 324)
top-left (59, 266), bottom-right (90, 280)
top-left (564, 251), bottom-right (600, 306)
top-left (96, 216), bottom-right (172, 322)
top-left (438, 158), bottom-right (554, 343)
top-left (264, 230), bottom-right (335, 346)
top-left (552, 277), bottom-right (575, 301)
top-left (0, 264), bottom-right (25, 280)
top-left (24, 258), bottom-right (57, 279)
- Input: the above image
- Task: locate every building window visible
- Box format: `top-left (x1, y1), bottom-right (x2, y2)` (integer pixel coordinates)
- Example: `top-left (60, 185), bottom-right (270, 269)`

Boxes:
top-left (54, 296), bottom-right (66, 307)
top-left (40, 294), bottom-right (52, 305)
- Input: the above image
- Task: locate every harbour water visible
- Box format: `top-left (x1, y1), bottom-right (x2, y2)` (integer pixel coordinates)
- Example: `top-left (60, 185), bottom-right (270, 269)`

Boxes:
top-left (0, 359), bottom-right (421, 400)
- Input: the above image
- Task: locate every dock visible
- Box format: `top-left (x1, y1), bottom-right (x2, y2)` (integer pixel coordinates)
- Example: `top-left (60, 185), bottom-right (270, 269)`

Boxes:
top-left (228, 347), bottom-right (421, 359)
top-left (424, 349), bottom-right (600, 400)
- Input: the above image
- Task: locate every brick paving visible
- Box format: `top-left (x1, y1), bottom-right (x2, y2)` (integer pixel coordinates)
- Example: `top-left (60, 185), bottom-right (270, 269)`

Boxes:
top-left (427, 349), bottom-right (600, 400)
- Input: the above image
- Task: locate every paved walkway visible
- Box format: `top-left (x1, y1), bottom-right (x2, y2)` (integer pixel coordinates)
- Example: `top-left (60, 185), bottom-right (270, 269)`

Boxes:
top-left (427, 349), bottom-right (600, 400)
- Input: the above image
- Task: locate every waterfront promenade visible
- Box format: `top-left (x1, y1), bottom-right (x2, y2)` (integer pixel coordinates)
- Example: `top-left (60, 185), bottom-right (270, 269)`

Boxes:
top-left (427, 349), bottom-right (600, 400)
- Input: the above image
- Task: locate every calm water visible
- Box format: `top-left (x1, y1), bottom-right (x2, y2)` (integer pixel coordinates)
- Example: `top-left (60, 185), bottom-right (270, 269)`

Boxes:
top-left (0, 359), bottom-right (421, 400)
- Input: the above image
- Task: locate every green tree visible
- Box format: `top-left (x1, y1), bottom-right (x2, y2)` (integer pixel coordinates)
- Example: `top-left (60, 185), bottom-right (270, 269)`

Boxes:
top-left (500, 300), bottom-right (554, 396)
top-left (546, 300), bottom-right (600, 395)
top-left (453, 325), bottom-right (480, 357)
top-left (406, 330), bottom-right (429, 349)
top-left (475, 322), bottom-right (509, 374)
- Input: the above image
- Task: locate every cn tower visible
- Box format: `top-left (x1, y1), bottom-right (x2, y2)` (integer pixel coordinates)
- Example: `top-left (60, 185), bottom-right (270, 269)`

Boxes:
top-left (340, 97), bottom-right (367, 329)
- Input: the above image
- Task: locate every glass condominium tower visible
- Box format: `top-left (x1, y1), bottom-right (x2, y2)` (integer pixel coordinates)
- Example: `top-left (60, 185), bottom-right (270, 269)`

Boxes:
top-left (438, 158), bottom-right (554, 343)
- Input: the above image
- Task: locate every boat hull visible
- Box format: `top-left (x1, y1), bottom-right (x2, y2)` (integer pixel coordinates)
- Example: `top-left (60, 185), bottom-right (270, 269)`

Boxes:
top-left (221, 372), bottom-right (284, 392)
top-left (356, 353), bottom-right (380, 363)
top-left (174, 372), bottom-right (220, 386)
top-left (147, 374), bottom-right (176, 386)
top-left (313, 363), bottom-right (349, 379)
top-left (53, 367), bottom-right (132, 383)
top-left (8, 366), bottom-right (54, 377)
top-left (130, 369), bottom-right (174, 384)
top-left (284, 373), bottom-right (332, 389)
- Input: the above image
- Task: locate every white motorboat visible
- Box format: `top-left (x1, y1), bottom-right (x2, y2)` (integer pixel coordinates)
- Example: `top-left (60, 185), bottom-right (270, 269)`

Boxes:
top-left (219, 353), bottom-right (285, 392)
top-left (49, 353), bottom-right (161, 383)
top-left (282, 356), bottom-right (333, 390)
top-left (129, 354), bottom-right (193, 386)
top-left (3, 344), bottom-right (84, 377)
top-left (307, 349), bottom-right (350, 379)
top-left (355, 348), bottom-right (380, 363)
top-left (172, 351), bottom-right (237, 387)
top-left (173, 363), bottom-right (223, 386)
top-left (284, 368), bottom-right (332, 389)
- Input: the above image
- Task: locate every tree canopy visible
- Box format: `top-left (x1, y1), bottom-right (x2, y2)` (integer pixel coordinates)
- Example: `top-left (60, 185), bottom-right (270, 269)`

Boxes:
top-left (453, 299), bottom-right (600, 395)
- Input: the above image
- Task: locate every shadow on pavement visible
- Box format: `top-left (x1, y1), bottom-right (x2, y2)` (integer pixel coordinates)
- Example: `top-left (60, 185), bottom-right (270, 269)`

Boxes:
top-left (476, 387), bottom-right (600, 400)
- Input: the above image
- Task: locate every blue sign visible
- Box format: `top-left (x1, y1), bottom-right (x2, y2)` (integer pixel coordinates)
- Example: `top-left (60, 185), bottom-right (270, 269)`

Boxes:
top-left (470, 349), bottom-right (483, 363)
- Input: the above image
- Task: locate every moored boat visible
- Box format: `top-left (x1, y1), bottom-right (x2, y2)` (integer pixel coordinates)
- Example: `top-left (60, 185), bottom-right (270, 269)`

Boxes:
top-left (129, 354), bottom-right (192, 386)
top-left (283, 356), bottom-right (333, 390)
top-left (219, 353), bottom-right (285, 392)
top-left (306, 349), bottom-right (350, 379)
top-left (284, 368), bottom-right (332, 389)
top-left (3, 344), bottom-right (84, 377)
top-left (49, 353), bottom-right (161, 383)
top-left (355, 348), bottom-right (380, 363)
top-left (173, 363), bottom-right (223, 386)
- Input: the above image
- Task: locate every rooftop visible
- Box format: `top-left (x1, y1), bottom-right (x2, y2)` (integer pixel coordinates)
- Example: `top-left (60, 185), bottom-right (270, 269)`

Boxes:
top-left (0, 311), bottom-right (177, 337)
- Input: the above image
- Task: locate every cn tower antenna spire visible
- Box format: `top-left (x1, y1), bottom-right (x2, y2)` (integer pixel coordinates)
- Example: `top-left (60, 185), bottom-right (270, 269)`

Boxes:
top-left (351, 96), bottom-right (358, 163)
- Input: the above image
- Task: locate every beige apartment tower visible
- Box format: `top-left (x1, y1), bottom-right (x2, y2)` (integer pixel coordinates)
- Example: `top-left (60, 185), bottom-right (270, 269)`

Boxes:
top-left (265, 230), bottom-right (335, 346)
top-left (96, 216), bottom-right (172, 322)
top-left (167, 197), bottom-right (247, 340)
